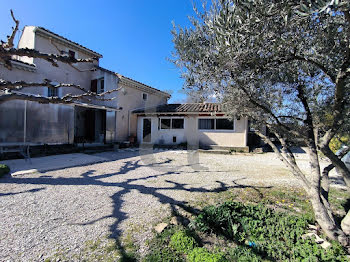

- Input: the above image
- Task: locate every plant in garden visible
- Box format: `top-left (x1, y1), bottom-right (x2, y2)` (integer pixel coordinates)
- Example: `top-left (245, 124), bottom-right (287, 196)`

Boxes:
top-left (187, 247), bottom-right (226, 262)
top-left (194, 201), bottom-right (348, 261)
top-left (170, 230), bottom-right (198, 254)
top-left (172, 0), bottom-right (350, 246)
top-left (0, 164), bottom-right (10, 177)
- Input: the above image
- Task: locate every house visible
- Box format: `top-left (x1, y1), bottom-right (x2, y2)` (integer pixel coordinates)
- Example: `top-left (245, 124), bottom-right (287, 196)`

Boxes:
top-left (133, 103), bottom-right (249, 151)
top-left (0, 26), bottom-right (250, 151)
top-left (0, 26), bottom-right (170, 145)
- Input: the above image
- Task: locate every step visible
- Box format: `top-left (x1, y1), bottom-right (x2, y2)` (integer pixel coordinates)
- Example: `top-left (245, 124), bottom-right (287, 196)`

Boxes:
top-left (198, 149), bottom-right (231, 155)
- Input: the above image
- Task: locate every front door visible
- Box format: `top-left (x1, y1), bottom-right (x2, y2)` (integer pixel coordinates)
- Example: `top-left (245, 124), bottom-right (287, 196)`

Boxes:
top-left (142, 118), bottom-right (152, 143)
top-left (85, 109), bottom-right (95, 142)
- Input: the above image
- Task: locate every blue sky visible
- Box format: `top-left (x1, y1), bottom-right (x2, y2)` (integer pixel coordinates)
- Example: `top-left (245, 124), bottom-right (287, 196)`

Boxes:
top-left (0, 0), bottom-right (199, 102)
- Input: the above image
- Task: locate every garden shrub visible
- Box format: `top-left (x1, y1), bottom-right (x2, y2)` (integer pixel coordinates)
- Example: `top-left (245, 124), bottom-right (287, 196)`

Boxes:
top-left (144, 246), bottom-right (184, 262)
top-left (144, 226), bottom-right (185, 262)
top-left (187, 248), bottom-right (226, 262)
top-left (329, 135), bottom-right (349, 153)
top-left (194, 201), bottom-right (348, 261)
top-left (170, 230), bottom-right (197, 254)
top-left (0, 164), bottom-right (10, 177)
top-left (227, 246), bottom-right (265, 262)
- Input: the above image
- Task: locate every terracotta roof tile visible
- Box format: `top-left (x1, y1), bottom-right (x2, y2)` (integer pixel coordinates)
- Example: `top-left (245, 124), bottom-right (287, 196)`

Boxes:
top-left (133, 103), bottom-right (226, 114)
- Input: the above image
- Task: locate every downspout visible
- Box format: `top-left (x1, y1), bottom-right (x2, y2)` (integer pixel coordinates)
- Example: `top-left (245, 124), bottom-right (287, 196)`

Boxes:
top-left (245, 117), bottom-right (248, 147)
top-left (24, 100), bottom-right (27, 143)
top-left (128, 109), bottom-right (132, 137)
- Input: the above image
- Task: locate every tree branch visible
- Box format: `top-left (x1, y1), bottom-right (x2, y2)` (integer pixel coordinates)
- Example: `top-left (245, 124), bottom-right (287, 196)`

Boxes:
top-left (321, 145), bottom-right (350, 187)
top-left (255, 130), bottom-right (311, 189)
top-left (0, 79), bottom-right (86, 92)
top-left (3, 10), bottom-right (19, 49)
top-left (233, 77), bottom-right (307, 139)
top-left (0, 47), bottom-right (97, 70)
top-left (61, 87), bottom-right (122, 101)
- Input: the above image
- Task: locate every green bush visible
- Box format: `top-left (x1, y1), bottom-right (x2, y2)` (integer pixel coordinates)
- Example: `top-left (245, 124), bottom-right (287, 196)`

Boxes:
top-left (144, 246), bottom-right (184, 262)
top-left (0, 164), bottom-right (10, 177)
top-left (329, 135), bottom-right (349, 153)
top-left (228, 246), bottom-right (265, 262)
top-left (144, 226), bottom-right (185, 262)
top-left (169, 230), bottom-right (197, 254)
top-left (187, 248), bottom-right (226, 262)
top-left (194, 201), bottom-right (348, 261)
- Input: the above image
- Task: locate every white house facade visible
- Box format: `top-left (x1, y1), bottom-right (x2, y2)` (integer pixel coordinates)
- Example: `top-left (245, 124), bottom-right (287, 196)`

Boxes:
top-left (133, 103), bottom-right (249, 151)
top-left (0, 26), bottom-right (170, 145)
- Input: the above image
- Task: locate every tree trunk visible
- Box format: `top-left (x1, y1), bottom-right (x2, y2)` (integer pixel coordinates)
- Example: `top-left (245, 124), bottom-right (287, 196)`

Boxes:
top-left (306, 143), bottom-right (349, 246)
top-left (342, 211), bottom-right (350, 235)
top-left (309, 187), bottom-right (349, 246)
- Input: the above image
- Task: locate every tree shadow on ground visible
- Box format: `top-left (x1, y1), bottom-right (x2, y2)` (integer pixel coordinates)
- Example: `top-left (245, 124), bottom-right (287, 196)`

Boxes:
top-left (1, 152), bottom-right (272, 261)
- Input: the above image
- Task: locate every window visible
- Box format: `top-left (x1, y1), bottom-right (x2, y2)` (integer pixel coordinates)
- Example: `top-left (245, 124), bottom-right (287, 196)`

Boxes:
top-left (172, 119), bottom-right (184, 129)
top-left (91, 78), bottom-right (104, 94)
top-left (98, 78), bottom-right (104, 94)
top-left (160, 118), bottom-right (184, 130)
top-left (198, 119), bottom-right (215, 130)
top-left (160, 119), bottom-right (171, 129)
top-left (48, 87), bottom-right (59, 97)
top-left (68, 50), bottom-right (75, 59)
top-left (216, 119), bottom-right (234, 130)
top-left (143, 93), bottom-right (148, 100)
top-left (198, 118), bottom-right (234, 130)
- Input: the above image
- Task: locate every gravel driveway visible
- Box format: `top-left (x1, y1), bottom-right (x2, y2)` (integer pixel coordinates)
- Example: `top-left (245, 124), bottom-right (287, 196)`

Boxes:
top-left (0, 149), bottom-right (341, 261)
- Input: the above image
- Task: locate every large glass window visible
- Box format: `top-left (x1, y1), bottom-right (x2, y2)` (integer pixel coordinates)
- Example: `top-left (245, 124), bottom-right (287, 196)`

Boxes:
top-left (160, 118), bottom-right (184, 130)
top-left (198, 119), bottom-right (215, 130)
top-left (216, 119), bottom-right (234, 130)
top-left (198, 118), bottom-right (234, 130)
top-left (160, 119), bottom-right (171, 129)
top-left (172, 119), bottom-right (184, 129)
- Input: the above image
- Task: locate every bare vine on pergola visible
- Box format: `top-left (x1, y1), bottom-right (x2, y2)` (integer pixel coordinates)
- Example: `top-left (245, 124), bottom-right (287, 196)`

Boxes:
top-left (0, 10), bottom-right (120, 104)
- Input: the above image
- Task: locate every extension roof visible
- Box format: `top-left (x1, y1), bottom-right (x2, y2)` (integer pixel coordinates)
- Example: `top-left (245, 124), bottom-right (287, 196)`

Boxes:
top-left (133, 103), bottom-right (226, 114)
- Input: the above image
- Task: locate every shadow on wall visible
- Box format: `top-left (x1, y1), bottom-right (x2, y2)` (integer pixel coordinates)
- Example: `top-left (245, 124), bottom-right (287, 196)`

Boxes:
top-left (1, 152), bottom-right (272, 260)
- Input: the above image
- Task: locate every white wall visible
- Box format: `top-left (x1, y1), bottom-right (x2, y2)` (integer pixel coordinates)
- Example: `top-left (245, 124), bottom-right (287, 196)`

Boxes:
top-left (136, 115), bottom-right (248, 148)
top-left (116, 86), bottom-right (168, 142)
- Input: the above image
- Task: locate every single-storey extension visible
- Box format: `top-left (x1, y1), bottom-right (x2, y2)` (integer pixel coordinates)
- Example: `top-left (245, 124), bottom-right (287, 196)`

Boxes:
top-left (133, 103), bottom-right (249, 151)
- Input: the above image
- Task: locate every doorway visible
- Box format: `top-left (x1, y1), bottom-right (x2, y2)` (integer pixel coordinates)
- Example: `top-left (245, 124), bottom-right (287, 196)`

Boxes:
top-left (142, 118), bottom-right (152, 143)
top-left (74, 106), bottom-right (106, 143)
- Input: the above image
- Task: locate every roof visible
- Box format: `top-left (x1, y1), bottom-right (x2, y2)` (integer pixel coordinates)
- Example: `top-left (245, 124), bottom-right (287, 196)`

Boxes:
top-left (34, 27), bottom-right (103, 58)
top-left (95, 66), bottom-right (171, 98)
top-left (133, 103), bottom-right (226, 114)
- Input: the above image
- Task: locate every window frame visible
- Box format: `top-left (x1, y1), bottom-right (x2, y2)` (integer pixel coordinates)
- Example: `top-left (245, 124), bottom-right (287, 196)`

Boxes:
top-left (68, 50), bottom-right (76, 59)
top-left (159, 117), bottom-right (185, 130)
top-left (142, 93), bottom-right (148, 101)
top-left (198, 117), bottom-right (235, 132)
top-left (198, 118), bottom-right (215, 130)
top-left (97, 78), bottom-right (104, 94)
top-left (47, 86), bottom-right (61, 98)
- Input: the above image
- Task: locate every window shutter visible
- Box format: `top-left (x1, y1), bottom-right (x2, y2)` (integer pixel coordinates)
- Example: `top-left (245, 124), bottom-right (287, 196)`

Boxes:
top-left (91, 79), bottom-right (97, 92)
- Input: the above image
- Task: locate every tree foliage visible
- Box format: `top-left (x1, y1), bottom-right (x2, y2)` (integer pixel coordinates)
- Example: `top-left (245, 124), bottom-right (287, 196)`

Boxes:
top-left (172, 0), bottom-right (350, 247)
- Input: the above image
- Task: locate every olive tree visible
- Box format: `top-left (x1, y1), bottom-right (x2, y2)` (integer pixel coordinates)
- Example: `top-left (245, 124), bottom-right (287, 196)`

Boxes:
top-left (172, 0), bottom-right (350, 246)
